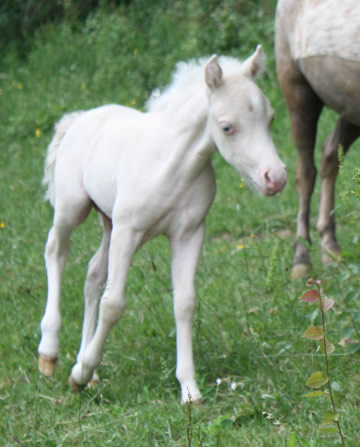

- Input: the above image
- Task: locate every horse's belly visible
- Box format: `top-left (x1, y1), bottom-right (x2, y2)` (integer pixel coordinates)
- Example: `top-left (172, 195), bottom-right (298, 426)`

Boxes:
top-left (300, 55), bottom-right (360, 126)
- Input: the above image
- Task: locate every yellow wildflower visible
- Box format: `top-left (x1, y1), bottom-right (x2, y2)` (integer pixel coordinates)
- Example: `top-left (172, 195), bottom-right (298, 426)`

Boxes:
top-left (134, 48), bottom-right (139, 55)
top-left (236, 243), bottom-right (245, 250)
top-left (0, 222), bottom-right (5, 229)
top-left (35, 128), bottom-right (42, 138)
top-left (11, 80), bottom-right (24, 89)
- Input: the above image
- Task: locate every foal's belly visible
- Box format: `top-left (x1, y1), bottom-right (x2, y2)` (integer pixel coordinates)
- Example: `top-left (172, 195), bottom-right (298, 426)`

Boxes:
top-left (300, 56), bottom-right (360, 126)
top-left (86, 160), bottom-right (216, 241)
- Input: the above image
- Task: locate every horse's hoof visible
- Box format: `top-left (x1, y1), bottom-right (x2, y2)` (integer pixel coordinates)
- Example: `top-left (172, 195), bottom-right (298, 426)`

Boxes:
top-left (69, 375), bottom-right (85, 392)
top-left (39, 355), bottom-right (57, 377)
top-left (291, 263), bottom-right (311, 280)
top-left (321, 250), bottom-right (341, 265)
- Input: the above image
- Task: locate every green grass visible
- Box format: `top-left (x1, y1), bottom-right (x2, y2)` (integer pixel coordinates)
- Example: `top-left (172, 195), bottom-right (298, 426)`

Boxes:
top-left (1, 1), bottom-right (360, 445)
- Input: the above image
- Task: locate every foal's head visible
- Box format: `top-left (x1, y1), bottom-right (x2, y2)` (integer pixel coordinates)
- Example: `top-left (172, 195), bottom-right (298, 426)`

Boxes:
top-left (205, 46), bottom-right (287, 196)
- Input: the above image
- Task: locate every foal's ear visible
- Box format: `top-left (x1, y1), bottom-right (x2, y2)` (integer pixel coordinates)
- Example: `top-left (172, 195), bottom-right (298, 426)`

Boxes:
top-left (241, 44), bottom-right (266, 79)
top-left (205, 55), bottom-right (223, 89)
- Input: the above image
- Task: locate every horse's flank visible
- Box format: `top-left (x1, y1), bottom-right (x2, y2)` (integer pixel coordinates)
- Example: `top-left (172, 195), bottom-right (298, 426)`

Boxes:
top-left (278, 0), bottom-right (360, 62)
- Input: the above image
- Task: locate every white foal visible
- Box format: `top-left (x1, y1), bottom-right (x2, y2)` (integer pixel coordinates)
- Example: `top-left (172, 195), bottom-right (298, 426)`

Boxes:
top-left (38, 46), bottom-right (287, 403)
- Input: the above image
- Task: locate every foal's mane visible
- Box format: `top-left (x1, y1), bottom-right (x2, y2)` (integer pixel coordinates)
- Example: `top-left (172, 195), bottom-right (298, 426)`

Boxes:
top-left (146, 56), bottom-right (246, 114)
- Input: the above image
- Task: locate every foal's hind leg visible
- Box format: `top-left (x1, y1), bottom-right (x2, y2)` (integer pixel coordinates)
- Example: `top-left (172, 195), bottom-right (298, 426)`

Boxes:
top-left (317, 119), bottom-right (360, 263)
top-left (70, 224), bottom-right (142, 389)
top-left (76, 212), bottom-right (112, 385)
top-left (38, 198), bottom-right (92, 376)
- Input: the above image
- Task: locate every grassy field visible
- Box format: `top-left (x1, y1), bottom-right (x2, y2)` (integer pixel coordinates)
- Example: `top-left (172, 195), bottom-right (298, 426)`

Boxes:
top-left (1, 1), bottom-right (360, 445)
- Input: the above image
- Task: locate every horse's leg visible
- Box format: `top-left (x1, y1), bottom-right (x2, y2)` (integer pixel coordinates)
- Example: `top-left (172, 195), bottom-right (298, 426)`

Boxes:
top-left (38, 198), bottom-right (92, 376)
top-left (278, 63), bottom-right (323, 278)
top-left (171, 224), bottom-right (205, 404)
top-left (76, 212), bottom-right (112, 385)
top-left (69, 224), bottom-right (142, 389)
top-left (317, 119), bottom-right (360, 263)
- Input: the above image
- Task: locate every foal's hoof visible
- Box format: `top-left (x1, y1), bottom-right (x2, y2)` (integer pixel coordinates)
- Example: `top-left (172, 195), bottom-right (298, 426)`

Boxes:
top-left (182, 396), bottom-right (204, 406)
top-left (88, 372), bottom-right (100, 389)
top-left (291, 263), bottom-right (311, 280)
top-left (39, 355), bottom-right (57, 377)
top-left (69, 375), bottom-right (86, 392)
top-left (192, 398), bottom-right (204, 406)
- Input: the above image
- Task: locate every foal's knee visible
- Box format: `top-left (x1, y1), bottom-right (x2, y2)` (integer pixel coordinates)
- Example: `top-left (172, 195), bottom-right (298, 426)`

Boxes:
top-left (84, 268), bottom-right (106, 301)
top-left (44, 230), bottom-right (57, 259)
top-left (99, 294), bottom-right (126, 327)
top-left (174, 293), bottom-right (196, 320)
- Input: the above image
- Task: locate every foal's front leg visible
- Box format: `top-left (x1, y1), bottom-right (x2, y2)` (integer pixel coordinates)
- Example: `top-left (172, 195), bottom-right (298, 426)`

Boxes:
top-left (69, 225), bottom-right (142, 389)
top-left (171, 225), bottom-right (205, 404)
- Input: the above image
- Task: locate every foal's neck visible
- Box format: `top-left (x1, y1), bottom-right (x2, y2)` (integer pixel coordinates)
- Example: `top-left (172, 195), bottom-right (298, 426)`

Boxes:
top-left (169, 91), bottom-right (215, 170)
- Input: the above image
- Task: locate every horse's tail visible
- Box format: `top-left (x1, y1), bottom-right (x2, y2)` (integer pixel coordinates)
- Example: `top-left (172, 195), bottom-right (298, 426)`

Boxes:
top-left (42, 111), bottom-right (84, 207)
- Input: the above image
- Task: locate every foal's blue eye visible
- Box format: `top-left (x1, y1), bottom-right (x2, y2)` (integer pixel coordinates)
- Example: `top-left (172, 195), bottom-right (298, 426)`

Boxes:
top-left (220, 122), bottom-right (234, 134)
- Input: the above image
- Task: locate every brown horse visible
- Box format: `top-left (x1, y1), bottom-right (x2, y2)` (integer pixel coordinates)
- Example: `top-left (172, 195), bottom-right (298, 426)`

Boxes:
top-left (275, 0), bottom-right (360, 278)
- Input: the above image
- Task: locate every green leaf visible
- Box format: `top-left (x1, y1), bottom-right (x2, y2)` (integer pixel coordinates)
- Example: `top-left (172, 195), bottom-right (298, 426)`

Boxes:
top-left (340, 326), bottom-right (354, 339)
top-left (318, 424), bottom-right (338, 434)
top-left (319, 337), bottom-right (335, 354)
top-left (347, 343), bottom-right (360, 354)
top-left (304, 390), bottom-right (329, 398)
top-left (322, 411), bottom-right (339, 424)
top-left (306, 371), bottom-right (328, 388)
top-left (288, 432), bottom-right (296, 447)
top-left (342, 250), bottom-right (356, 259)
top-left (345, 290), bottom-right (359, 303)
top-left (300, 289), bottom-right (320, 303)
top-left (302, 326), bottom-right (324, 340)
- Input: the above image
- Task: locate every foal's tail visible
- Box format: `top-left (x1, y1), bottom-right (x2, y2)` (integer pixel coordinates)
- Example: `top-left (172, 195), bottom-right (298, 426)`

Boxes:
top-left (42, 111), bottom-right (84, 207)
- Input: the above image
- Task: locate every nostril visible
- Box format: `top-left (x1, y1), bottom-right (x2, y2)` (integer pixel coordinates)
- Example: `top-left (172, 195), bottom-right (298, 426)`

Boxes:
top-left (263, 168), bottom-right (287, 194)
top-left (264, 170), bottom-right (274, 188)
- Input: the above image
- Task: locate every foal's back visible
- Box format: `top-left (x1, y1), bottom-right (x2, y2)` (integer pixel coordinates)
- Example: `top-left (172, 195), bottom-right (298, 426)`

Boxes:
top-left (276, 0), bottom-right (360, 125)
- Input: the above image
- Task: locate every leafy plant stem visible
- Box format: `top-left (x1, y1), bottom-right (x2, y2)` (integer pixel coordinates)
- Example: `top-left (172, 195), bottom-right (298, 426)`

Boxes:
top-left (318, 284), bottom-right (345, 446)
